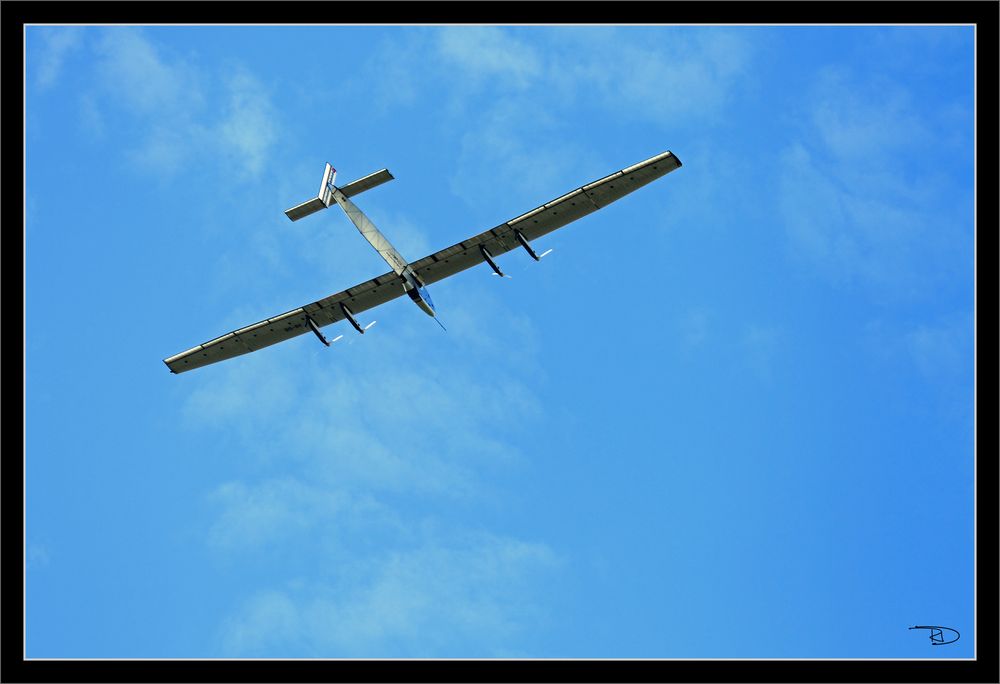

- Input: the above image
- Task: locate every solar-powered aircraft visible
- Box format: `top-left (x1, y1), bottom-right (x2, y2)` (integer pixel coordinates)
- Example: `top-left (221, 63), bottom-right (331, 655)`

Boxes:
top-left (163, 150), bottom-right (682, 373)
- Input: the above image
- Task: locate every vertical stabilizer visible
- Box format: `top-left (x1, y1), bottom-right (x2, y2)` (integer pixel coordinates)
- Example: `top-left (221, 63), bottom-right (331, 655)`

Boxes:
top-left (284, 162), bottom-right (337, 221)
top-left (318, 163), bottom-right (337, 207)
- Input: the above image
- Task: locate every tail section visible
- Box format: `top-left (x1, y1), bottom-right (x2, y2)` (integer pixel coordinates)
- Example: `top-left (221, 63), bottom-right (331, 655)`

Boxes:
top-left (284, 164), bottom-right (394, 222)
top-left (319, 162), bottom-right (337, 206)
top-left (340, 168), bottom-right (393, 198)
top-left (285, 163), bottom-right (337, 221)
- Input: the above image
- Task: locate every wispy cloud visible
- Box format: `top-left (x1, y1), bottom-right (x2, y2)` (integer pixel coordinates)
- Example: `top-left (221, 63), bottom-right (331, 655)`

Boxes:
top-left (27, 542), bottom-right (52, 569)
top-left (220, 534), bottom-right (558, 656)
top-left (678, 308), bottom-right (712, 349)
top-left (859, 313), bottom-right (974, 434)
top-left (182, 269), bottom-right (552, 654)
top-left (207, 476), bottom-right (395, 554)
top-left (432, 26), bottom-right (753, 124)
top-left (551, 28), bottom-right (754, 125)
top-left (185, 297), bottom-right (541, 497)
top-left (94, 28), bottom-right (205, 116)
top-left (904, 314), bottom-right (974, 383)
top-left (221, 590), bottom-right (300, 655)
top-left (449, 100), bottom-right (599, 207)
top-left (182, 351), bottom-right (299, 431)
top-left (437, 26), bottom-right (543, 90)
top-left (33, 27), bottom-right (84, 90)
top-left (362, 31), bottom-right (429, 113)
top-left (777, 67), bottom-right (972, 297)
top-left (82, 28), bottom-right (280, 179)
top-left (217, 69), bottom-right (279, 177)
top-left (360, 27), bottom-right (754, 207)
top-left (674, 309), bottom-right (784, 383)
top-left (207, 478), bottom-right (341, 552)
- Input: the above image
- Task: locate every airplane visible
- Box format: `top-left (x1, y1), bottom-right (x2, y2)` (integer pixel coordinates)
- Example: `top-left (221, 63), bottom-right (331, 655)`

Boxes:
top-left (163, 150), bottom-right (683, 374)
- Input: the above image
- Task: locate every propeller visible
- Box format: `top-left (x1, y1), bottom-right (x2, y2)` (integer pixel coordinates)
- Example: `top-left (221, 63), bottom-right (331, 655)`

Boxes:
top-left (363, 320), bottom-right (377, 332)
top-left (490, 272), bottom-right (513, 279)
top-left (538, 248), bottom-right (553, 259)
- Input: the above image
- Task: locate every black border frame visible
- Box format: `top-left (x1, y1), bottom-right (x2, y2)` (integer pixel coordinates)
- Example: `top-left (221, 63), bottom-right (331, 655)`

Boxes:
top-left (6, 2), bottom-right (996, 682)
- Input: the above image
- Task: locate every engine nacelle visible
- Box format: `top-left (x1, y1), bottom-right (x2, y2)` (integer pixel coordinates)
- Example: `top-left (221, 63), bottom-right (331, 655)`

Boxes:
top-left (339, 302), bottom-right (366, 334)
top-left (479, 244), bottom-right (506, 277)
top-left (514, 230), bottom-right (541, 261)
top-left (306, 315), bottom-right (331, 346)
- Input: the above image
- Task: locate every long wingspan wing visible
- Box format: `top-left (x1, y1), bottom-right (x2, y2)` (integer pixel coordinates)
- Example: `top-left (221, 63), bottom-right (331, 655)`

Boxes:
top-left (408, 150), bottom-right (681, 286)
top-left (163, 270), bottom-right (406, 373)
top-left (164, 150), bottom-right (680, 374)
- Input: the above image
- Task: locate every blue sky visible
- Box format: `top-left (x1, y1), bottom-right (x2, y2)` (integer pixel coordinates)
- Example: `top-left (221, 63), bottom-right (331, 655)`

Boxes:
top-left (25, 25), bottom-right (975, 658)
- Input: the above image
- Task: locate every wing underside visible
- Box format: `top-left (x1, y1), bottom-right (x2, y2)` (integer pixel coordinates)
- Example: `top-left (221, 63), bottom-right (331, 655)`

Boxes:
top-left (410, 150), bottom-right (681, 285)
top-left (162, 271), bottom-right (406, 373)
top-left (164, 150), bottom-right (680, 373)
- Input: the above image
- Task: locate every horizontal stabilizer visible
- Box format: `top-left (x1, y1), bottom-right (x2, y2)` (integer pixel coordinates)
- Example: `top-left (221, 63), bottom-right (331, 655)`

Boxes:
top-left (284, 196), bottom-right (327, 222)
top-left (284, 165), bottom-right (392, 221)
top-left (340, 168), bottom-right (394, 198)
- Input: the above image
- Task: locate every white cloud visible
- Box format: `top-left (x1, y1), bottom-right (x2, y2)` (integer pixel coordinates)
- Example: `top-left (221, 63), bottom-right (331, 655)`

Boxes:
top-left (423, 27), bottom-right (753, 206)
top-left (513, 27), bottom-right (754, 127)
top-left (27, 543), bottom-right (51, 569)
top-left (86, 28), bottom-right (279, 179)
top-left (777, 68), bottom-right (972, 296)
top-left (206, 473), bottom-right (406, 558)
top-left (207, 478), bottom-right (342, 552)
top-left (861, 313), bottom-right (974, 401)
top-left (181, 252), bottom-right (553, 653)
top-left (94, 28), bottom-right (204, 116)
top-left (34, 27), bottom-right (84, 89)
top-left (217, 69), bottom-right (279, 177)
top-left (182, 350), bottom-right (299, 430)
top-left (437, 26), bottom-right (543, 90)
top-left (185, 307), bottom-right (540, 498)
top-left (77, 93), bottom-right (105, 138)
top-left (221, 590), bottom-right (301, 654)
top-left (778, 143), bottom-right (857, 283)
top-left (581, 29), bottom-right (753, 124)
top-left (904, 315), bottom-right (973, 382)
top-left (361, 31), bottom-right (430, 113)
top-left (130, 125), bottom-right (198, 175)
top-left (220, 534), bottom-right (558, 656)
top-left (448, 100), bottom-right (599, 208)
top-left (678, 309), bottom-right (712, 348)
top-left (674, 310), bottom-right (785, 382)
top-left (809, 71), bottom-right (928, 163)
